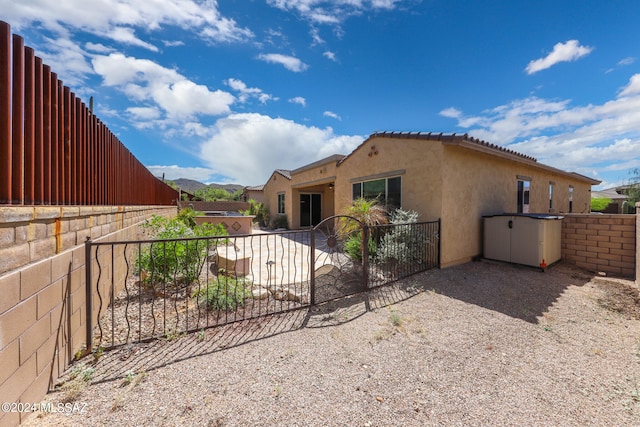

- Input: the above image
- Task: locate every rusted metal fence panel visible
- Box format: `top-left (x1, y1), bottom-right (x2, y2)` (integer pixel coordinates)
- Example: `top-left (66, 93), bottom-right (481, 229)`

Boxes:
top-left (0, 20), bottom-right (178, 206)
top-left (0, 22), bottom-right (11, 204)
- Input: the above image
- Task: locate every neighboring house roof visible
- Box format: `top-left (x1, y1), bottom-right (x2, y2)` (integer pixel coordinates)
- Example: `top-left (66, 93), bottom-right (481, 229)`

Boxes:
top-left (337, 131), bottom-right (600, 185)
top-left (291, 154), bottom-right (346, 175)
top-left (244, 185), bottom-right (264, 191)
top-left (591, 189), bottom-right (628, 200)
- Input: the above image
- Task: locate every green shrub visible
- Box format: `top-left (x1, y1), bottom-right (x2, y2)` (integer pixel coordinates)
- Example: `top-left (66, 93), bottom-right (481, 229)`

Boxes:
top-left (193, 276), bottom-right (252, 311)
top-left (241, 199), bottom-right (269, 227)
top-left (344, 233), bottom-right (376, 261)
top-left (269, 214), bottom-right (288, 229)
top-left (376, 209), bottom-right (425, 266)
top-left (590, 197), bottom-right (611, 212)
top-left (136, 215), bottom-right (227, 285)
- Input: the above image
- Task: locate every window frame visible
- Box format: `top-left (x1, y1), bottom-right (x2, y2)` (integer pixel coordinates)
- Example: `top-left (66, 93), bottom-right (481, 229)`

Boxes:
top-left (277, 192), bottom-right (285, 214)
top-left (517, 177), bottom-right (531, 214)
top-left (351, 176), bottom-right (402, 210)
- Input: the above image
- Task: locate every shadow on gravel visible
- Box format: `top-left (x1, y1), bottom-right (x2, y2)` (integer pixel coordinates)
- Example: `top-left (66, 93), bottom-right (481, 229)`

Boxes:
top-left (86, 277), bottom-right (425, 385)
top-left (81, 260), bottom-right (598, 386)
top-left (420, 260), bottom-right (594, 323)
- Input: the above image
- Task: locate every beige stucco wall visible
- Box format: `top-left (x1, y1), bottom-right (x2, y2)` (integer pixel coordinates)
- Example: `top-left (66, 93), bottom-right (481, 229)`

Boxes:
top-left (262, 172), bottom-right (292, 228)
top-left (262, 134), bottom-right (598, 268)
top-left (334, 137), bottom-right (444, 221)
top-left (440, 146), bottom-right (594, 266)
top-left (288, 157), bottom-right (339, 229)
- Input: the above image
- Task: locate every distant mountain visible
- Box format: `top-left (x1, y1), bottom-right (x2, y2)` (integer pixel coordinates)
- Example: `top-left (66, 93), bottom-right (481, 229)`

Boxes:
top-left (171, 178), bottom-right (244, 194)
top-left (173, 178), bottom-right (207, 192)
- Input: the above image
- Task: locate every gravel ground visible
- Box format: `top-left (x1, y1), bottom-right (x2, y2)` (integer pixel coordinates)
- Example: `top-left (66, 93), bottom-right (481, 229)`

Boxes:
top-left (24, 260), bottom-right (640, 426)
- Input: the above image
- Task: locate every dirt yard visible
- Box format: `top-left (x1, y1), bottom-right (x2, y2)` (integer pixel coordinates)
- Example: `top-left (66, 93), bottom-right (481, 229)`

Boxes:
top-left (24, 260), bottom-right (640, 426)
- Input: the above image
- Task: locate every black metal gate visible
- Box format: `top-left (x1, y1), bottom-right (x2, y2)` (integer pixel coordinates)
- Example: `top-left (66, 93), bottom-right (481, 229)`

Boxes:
top-left (86, 217), bottom-right (440, 350)
top-left (311, 215), bottom-right (369, 304)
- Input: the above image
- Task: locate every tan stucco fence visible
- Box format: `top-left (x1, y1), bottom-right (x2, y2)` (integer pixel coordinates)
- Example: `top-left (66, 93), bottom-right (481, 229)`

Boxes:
top-left (0, 205), bottom-right (638, 426)
top-left (0, 206), bottom-right (176, 426)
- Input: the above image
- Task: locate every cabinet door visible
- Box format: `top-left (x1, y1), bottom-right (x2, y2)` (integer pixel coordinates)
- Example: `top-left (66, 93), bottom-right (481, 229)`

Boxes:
top-left (510, 216), bottom-right (543, 267)
top-left (483, 217), bottom-right (512, 262)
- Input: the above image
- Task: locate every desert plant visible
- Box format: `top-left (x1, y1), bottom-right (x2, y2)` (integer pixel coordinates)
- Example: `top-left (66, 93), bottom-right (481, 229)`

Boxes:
top-left (341, 198), bottom-right (388, 233)
top-left (61, 363), bottom-right (95, 402)
top-left (136, 215), bottom-right (227, 285)
top-left (344, 233), bottom-right (376, 261)
top-left (269, 214), bottom-right (288, 230)
top-left (376, 209), bottom-right (425, 266)
top-left (241, 199), bottom-right (269, 227)
top-left (176, 207), bottom-right (202, 228)
top-left (193, 276), bottom-right (252, 311)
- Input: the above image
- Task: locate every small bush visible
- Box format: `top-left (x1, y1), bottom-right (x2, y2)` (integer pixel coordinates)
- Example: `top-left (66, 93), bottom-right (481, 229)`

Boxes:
top-left (241, 199), bottom-right (269, 227)
top-left (376, 209), bottom-right (425, 266)
top-left (344, 233), bottom-right (376, 261)
top-left (136, 215), bottom-right (228, 285)
top-left (193, 276), bottom-right (252, 311)
top-left (269, 214), bottom-right (288, 229)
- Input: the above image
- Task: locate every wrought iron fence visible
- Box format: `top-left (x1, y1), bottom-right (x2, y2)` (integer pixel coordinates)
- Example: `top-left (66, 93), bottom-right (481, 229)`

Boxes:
top-left (86, 218), bottom-right (440, 350)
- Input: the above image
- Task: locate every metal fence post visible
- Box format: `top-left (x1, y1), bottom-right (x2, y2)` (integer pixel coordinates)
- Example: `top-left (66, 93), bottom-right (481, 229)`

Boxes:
top-left (437, 218), bottom-right (442, 268)
top-left (362, 225), bottom-right (369, 290)
top-left (310, 230), bottom-right (315, 305)
top-left (85, 237), bottom-right (93, 353)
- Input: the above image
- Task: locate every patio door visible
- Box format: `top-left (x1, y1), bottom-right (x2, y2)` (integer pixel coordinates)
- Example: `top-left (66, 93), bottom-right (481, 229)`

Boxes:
top-left (300, 193), bottom-right (322, 227)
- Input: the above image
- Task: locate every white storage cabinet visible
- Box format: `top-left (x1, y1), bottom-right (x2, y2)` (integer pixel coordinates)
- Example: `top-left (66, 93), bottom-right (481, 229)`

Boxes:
top-left (483, 214), bottom-right (563, 268)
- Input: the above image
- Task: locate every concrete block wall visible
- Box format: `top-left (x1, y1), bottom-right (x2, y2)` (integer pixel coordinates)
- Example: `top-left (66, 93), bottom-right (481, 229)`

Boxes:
top-left (561, 213), bottom-right (636, 278)
top-left (0, 206), bottom-right (175, 426)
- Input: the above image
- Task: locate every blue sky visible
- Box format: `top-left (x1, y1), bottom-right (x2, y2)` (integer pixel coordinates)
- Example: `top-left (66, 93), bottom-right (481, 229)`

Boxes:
top-left (3, 1), bottom-right (640, 189)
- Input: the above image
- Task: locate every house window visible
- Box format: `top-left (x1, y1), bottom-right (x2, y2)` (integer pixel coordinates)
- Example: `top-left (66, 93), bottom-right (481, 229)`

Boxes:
top-left (569, 186), bottom-right (574, 213)
top-left (549, 182), bottom-right (555, 212)
top-left (277, 193), bottom-right (285, 214)
top-left (517, 178), bottom-right (530, 213)
top-left (352, 176), bottom-right (401, 210)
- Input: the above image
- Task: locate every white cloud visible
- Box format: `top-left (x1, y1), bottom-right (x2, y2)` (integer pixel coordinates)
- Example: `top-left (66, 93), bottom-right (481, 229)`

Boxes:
top-left (323, 111), bottom-right (341, 120)
top-left (619, 74), bottom-right (640, 97)
top-left (267, 0), bottom-right (403, 24)
top-left (199, 113), bottom-right (363, 184)
top-left (618, 57), bottom-right (635, 66)
top-left (225, 78), bottom-right (275, 104)
top-left (441, 73), bottom-right (640, 184)
top-left (126, 106), bottom-right (162, 120)
top-left (2, 0), bottom-right (253, 49)
top-left (323, 51), bottom-right (337, 61)
top-left (257, 53), bottom-right (309, 72)
top-left (525, 40), bottom-right (593, 74)
top-left (439, 107), bottom-right (462, 119)
top-left (289, 96), bottom-right (307, 106)
top-left (92, 53), bottom-right (236, 120)
top-left (147, 165), bottom-right (217, 182)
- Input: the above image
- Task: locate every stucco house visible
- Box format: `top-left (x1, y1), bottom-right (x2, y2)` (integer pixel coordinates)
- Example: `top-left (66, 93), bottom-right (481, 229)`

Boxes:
top-left (261, 132), bottom-right (600, 267)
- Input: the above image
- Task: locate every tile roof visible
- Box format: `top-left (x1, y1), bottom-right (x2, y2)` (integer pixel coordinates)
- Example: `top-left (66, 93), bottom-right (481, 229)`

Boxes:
top-left (274, 169), bottom-right (292, 180)
top-left (367, 131), bottom-right (538, 162)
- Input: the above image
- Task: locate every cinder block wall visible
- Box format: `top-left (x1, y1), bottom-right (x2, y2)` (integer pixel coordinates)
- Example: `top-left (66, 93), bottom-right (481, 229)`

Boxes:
top-left (0, 206), bottom-right (175, 426)
top-left (637, 203), bottom-right (640, 284)
top-left (561, 213), bottom-right (636, 278)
